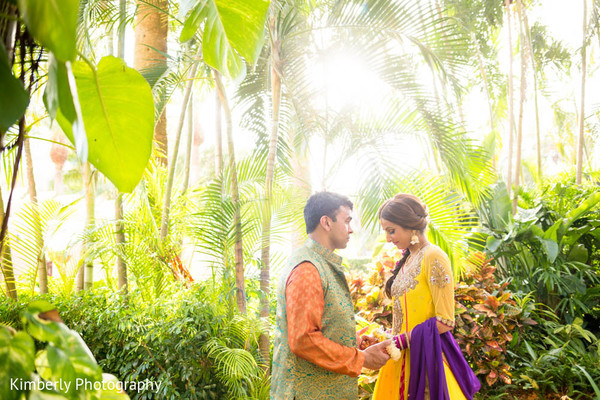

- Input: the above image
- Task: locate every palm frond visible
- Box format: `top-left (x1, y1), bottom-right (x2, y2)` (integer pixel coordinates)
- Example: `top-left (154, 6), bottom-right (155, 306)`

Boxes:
top-left (356, 167), bottom-right (479, 276)
top-left (7, 199), bottom-right (76, 294)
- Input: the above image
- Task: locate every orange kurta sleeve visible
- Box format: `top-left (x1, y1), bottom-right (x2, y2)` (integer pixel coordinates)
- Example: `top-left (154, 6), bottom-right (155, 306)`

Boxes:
top-left (286, 262), bottom-right (365, 377)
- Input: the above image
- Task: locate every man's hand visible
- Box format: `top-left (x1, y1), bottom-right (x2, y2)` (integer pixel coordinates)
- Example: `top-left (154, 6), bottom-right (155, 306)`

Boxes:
top-left (361, 339), bottom-right (392, 370)
top-left (356, 326), bottom-right (379, 350)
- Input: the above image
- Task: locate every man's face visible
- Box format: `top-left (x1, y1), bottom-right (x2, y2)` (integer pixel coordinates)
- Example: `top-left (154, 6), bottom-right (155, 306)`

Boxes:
top-left (327, 206), bottom-right (354, 249)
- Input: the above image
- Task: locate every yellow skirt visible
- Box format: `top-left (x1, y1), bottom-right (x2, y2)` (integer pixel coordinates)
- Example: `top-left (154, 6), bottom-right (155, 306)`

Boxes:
top-left (372, 351), bottom-right (467, 400)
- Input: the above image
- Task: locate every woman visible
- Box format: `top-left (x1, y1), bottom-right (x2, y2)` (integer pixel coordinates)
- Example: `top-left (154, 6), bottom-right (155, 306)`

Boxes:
top-left (372, 194), bottom-right (480, 400)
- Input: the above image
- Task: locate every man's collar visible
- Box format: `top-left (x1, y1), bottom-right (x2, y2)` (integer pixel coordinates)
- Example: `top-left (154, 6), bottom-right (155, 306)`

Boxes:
top-left (306, 238), bottom-right (343, 266)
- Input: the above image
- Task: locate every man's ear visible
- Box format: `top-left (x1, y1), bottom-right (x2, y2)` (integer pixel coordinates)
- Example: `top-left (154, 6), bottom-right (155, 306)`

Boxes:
top-left (320, 215), bottom-right (331, 231)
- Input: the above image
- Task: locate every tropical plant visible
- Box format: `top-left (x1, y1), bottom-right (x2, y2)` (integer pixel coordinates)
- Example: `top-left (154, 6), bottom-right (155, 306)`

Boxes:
top-left (454, 252), bottom-right (537, 387)
top-left (480, 181), bottom-right (600, 323)
top-left (505, 299), bottom-right (600, 399)
top-left (178, 0), bottom-right (271, 314)
top-left (0, 283), bottom-right (271, 400)
top-left (0, 300), bottom-right (128, 399)
top-left (3, 199), bottom-right (76, 296)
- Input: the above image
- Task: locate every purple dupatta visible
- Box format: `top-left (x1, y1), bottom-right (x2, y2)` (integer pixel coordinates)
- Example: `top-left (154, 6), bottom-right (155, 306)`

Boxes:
top-left (407, 317), bottom-right (481, 400)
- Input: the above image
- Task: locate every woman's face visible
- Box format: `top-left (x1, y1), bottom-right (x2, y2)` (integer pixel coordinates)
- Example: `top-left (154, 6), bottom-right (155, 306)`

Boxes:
top-left (380, 218), bottom-right (413, 250)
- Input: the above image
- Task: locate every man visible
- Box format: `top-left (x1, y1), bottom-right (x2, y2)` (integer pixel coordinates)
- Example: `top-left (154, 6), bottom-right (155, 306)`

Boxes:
top-left (271, 192), bottom-right (391, 400)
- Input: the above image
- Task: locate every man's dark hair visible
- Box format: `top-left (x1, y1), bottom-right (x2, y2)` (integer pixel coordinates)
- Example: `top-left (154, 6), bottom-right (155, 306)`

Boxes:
top-left (304, 191), bottom-right (353, 234)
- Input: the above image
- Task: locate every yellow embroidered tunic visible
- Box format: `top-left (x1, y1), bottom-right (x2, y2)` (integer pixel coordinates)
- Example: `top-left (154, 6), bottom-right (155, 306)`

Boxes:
top-left (372, 245), bottom-right (466, 400)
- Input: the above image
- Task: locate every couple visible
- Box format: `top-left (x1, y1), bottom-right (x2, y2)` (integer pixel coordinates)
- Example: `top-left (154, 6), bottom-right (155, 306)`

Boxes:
top-left (271, 192), bottom-right (481, 400)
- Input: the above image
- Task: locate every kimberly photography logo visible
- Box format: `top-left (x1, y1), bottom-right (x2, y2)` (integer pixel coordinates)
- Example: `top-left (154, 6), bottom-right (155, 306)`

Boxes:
top-left (10, 378), bottom-right (162, 393)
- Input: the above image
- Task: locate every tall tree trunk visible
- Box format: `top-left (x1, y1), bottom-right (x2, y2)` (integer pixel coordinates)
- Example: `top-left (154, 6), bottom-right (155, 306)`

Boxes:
top-left (505, 0), bottom-right (515, 200)
top-left (214, 70), bottom-right (246, 314)
top-left (83, 162), bottom-right (95, 290)
top-left (115, 0), bottom-right (128, 297)
top-left (24, 136), bottom-right (48, 294)
top-left (134, 0), bottom-right (168, 166)
top-left (513, 0), bottom-right (527, 213)
top-left (259, 16), bottom-right (281, 370)
top-left (215, 89), bottom-right (223, 176)
top-left (0, 185), bottom-right (17, 300)
top-left (521, 10), bottom-right (542, 180)
top-left (576, 0), bottom-right (587, 185)
top-left (182, 98), bottom-right (193, 193)
top-left (160, 56), bottom-right (199, 240)
top-left (115, 194), bottom-right (128, 295)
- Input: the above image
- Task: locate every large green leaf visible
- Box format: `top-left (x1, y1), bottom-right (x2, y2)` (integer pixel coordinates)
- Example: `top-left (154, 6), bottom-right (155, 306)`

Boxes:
top-left (43, 56), bottom-right (87, 159)
top-left (0, 43), bottom-right (29, 132)
top-left (44, 55), bottom-right (76, 122)
top-left (18, 0), bottom-right (79, 62)
top-left (57, 56), bottom-right (154, 193)
top-left (180, 0), bottom-right (269, 78)
top-left (0, 328), bottom-right (35, 400)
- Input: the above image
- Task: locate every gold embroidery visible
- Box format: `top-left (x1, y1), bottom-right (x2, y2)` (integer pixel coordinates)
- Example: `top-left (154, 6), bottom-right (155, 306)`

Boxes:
top-left (391, 245), bottom-right (429, 334)
top-left (430, 258), bottom-right (451, 288)
top-left (436, 315), bottom-right (455, 327)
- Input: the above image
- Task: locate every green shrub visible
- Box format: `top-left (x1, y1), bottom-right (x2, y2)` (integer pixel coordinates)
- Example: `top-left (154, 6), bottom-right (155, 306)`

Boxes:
top-left (0, 282), bottom-right (269, 400)
top-left (0, 300), bottom-right (128, 400)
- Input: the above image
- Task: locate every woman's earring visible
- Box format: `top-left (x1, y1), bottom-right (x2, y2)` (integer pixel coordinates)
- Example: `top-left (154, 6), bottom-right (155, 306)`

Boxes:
top-left (410, 232), bottom-right (420, 245)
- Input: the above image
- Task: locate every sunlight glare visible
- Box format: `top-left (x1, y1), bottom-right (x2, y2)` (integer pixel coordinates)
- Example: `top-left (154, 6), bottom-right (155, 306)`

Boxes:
top-left (309, 51), bottom-right (388, 113)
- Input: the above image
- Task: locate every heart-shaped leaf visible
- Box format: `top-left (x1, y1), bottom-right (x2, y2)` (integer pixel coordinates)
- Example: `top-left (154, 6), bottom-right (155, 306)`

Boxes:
top-left (18, 0), bottom-right (79, 62)
top-left (57, 56), bottom-right (154, 192)
top-left (0, 43), bottom-right (29, 132)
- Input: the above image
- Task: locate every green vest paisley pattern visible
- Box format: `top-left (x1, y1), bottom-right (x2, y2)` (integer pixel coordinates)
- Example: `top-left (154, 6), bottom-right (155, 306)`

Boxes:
top-left (271, 239), bottom-right (358, 400)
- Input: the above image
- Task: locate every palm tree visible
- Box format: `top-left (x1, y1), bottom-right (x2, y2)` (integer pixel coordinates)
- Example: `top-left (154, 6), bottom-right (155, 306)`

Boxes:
top-left (505, 0), bottom-right (515, 200)
top-left (577, 0), bottom-right (588, 184)
top-left (24, 132), bottom-right (49, 294)
top-left (214, 69), bottom-right (246, 314)
top-left (0, 186), bottom-right (17, 300)
top-left (513, 0), bottom-right (527, 212)
top-left (134, 0), bottom-right (169, 165)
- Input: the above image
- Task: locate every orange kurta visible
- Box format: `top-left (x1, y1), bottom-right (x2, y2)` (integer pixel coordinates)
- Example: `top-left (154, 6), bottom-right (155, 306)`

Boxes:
top-left (373, 245), bottom-right (466, 400)
top-left (285, 262), bottom-right (364, 376)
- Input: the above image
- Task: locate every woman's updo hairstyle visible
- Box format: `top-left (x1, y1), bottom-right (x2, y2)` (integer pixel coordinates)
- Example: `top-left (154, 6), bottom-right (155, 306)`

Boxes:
top-left (379, 194), bottom-right (429, 298)
top-left (378, 193), bottom-right (428, 232)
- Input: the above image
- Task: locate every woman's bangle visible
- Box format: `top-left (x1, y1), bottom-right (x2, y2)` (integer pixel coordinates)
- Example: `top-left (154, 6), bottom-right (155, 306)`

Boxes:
top-left (393, 333), bottom-right (410, 350)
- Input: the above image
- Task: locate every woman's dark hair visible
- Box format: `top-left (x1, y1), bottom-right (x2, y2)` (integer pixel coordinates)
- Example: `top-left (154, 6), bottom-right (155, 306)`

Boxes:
top-left (304, 191), bottom-right (353, 234)
top-left (379, 194), bottom-right (429, 298)
top-left (385, 251), bottom-right (410, 298)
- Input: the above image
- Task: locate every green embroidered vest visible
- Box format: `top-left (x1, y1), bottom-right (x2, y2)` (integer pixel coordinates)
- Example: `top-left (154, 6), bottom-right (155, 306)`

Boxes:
top-left (271, 239), bottom-right (358, 400)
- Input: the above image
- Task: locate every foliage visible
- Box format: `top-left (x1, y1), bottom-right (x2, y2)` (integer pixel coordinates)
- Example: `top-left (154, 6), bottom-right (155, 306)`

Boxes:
top-left (0, 42), bottom-right (29, 131)
top-left (0, 300), bottom-right (128, 400)
top-left (179, 0), bottom-right (270, 79)
top-left (0, 0), bottom-right (155, 192)
top-left (504, 299), bottom-right (600, 399)
top-left (0, 282), bottom-right (269, 400)
top-left (2, 199), bottom-right (76, 295)
top-left (80, 166), bottom-right (192, 301)
top-left (56, 56), bottom-right (154, 193)
top-left (454, 252), bottom-right (537, 387)
top-left (348, 244), bottom-right (399, 331)
top-left (479, 181), bottom-right (600, 324)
